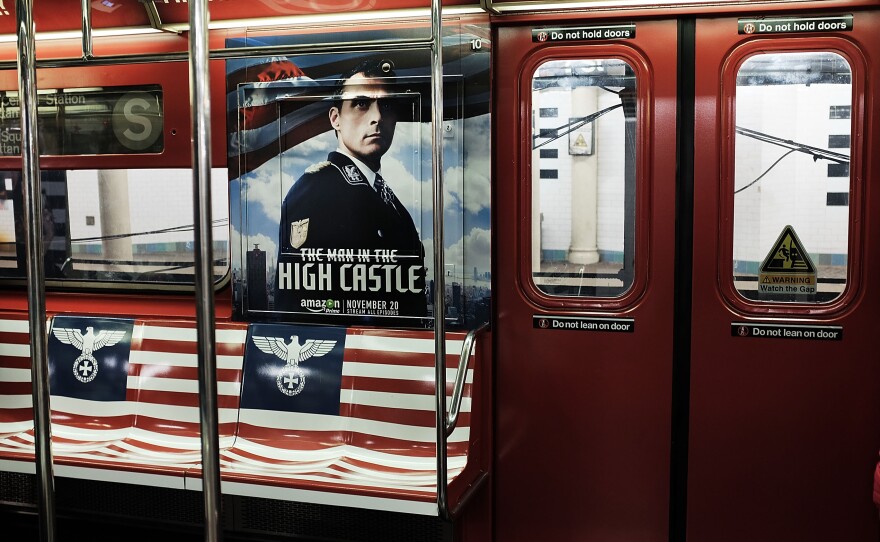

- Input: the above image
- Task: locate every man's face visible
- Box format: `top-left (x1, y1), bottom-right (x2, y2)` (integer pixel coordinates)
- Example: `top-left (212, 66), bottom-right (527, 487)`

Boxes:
top-left (329, 73), bottom-right (398, 170)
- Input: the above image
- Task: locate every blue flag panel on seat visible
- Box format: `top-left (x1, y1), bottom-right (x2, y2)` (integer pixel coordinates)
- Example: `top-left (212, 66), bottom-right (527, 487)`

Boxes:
top-left (48, 316), bottom-right (134, 402)
top-left (242, 323), bottom-right (346, 415)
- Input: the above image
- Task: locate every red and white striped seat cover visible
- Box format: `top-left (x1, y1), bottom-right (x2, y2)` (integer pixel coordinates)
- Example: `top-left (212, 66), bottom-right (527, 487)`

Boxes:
top-left (0, 316), bottom-right (246, 488)
top-left (209, 326), bottom-right (475, 514)
top-left (55, 320), bottom-right (247, 484)
top-left (0, 314), bottom-right (485, 514)
top-left (0, 314), bottom-right (32, 448)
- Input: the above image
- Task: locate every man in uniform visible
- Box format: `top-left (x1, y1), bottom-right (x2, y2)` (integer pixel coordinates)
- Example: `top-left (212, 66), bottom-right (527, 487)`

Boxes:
top-left (275, 59), bottom-right (427, 320)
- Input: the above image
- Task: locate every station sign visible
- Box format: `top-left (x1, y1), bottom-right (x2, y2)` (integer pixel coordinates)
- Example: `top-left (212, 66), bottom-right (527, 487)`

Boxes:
top-left (0, 86), bottom-right (163, 156)
top-left (739, 14), bottom-right (853, 35)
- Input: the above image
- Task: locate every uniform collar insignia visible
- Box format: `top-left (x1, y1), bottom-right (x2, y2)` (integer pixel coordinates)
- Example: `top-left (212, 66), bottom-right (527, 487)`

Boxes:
top-left (343, 164), bottom-right (367, 186)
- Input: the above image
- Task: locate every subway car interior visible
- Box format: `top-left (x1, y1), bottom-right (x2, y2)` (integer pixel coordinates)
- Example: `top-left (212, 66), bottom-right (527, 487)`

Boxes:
top-left (0, 0), bottom-right (879, 540)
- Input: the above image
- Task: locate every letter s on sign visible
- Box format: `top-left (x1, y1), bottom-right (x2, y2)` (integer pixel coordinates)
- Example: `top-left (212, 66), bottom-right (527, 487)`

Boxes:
top-left (112, 92), bottom-right (163, 151)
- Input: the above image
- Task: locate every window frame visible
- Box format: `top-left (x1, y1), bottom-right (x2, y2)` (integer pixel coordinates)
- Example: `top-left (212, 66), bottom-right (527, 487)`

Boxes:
top-left (0, 167), bottom-right (232, 292)
top-left (718, 37), bottom-right (866, 316)
top-left (0, 60), bottom-right (231, 293)
top-left (518, 45), bottom-right (652, 311)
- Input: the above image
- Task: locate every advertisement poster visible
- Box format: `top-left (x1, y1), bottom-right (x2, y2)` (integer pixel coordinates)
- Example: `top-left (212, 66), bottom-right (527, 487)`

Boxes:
top-left (227, 23), bottom-right (491, 329)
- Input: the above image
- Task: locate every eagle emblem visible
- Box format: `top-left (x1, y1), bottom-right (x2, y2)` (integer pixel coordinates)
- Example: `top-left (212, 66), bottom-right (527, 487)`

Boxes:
top-left (290, 218), bottom-right (309, 249)
top-left (52, 326), bottom-right (127, 383)
top-left (251, 335), bottom-right (337, 396)
top-left (343, 164), bottom-right (366, 185)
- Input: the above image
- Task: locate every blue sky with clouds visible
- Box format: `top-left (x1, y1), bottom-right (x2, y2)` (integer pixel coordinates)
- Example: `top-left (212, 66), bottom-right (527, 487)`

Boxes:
top-left (231, 112), bottom-right (491, 283)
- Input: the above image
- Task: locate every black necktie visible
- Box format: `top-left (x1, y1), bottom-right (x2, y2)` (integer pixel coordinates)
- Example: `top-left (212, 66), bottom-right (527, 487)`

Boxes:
top-left (374, 173), bottom-right (396, 206)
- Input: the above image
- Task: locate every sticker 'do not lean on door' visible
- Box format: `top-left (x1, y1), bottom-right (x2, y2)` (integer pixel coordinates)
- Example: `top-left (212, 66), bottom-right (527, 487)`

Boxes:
top-left (758, 225), bottom-right (817, 299)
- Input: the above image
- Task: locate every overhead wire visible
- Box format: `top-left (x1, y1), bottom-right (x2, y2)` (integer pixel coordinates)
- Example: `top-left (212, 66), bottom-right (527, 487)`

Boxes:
top-left (70, 218), bottom-right (229, 243)
top-left (733, 126), bottom-right (849, 194)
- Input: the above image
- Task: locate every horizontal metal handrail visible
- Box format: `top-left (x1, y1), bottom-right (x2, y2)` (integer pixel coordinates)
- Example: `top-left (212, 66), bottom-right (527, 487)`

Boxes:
top-left (480, 0), bottom-right (501, 14)
top-left (0, 36), bottom-right (436, 70)
top-left (445, 322), bottom-right (488, 437)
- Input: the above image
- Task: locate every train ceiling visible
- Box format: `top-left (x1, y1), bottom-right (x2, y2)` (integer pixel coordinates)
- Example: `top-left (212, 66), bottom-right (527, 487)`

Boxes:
top-left (0, 0), bottom-right (866, 36)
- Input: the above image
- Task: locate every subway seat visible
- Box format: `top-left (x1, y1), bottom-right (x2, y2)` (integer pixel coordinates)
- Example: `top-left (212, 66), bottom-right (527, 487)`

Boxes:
top-left (0, 313), bottom-right (486, 514)
top-left (0, 313), bottom-right (34, 454)
top-left (0, 315), bottom-right (246, 488)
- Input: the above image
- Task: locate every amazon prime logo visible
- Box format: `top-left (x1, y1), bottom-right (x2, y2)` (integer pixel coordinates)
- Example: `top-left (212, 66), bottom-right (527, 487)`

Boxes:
top-left (52, 326), bottom-right (127, 383)
top-left (251, 334), bottom-right (337, 396)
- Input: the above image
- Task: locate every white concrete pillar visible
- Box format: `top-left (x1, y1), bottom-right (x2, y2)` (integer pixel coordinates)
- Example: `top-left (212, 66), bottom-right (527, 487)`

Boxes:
top-left (97, 169), bottom-right (132, 270)
top-left (568, 85), bottom-right (600, 265)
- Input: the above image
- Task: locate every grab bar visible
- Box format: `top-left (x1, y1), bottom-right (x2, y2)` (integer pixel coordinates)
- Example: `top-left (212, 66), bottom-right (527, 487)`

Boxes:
top-left (187, 1), bottom-right (223, 541)
top-left (431, 0), bottom-right (449, 522)
top-left (446, 323), bottom-right (488, 437)
top-left (17, 0), bottom-right (57, 540)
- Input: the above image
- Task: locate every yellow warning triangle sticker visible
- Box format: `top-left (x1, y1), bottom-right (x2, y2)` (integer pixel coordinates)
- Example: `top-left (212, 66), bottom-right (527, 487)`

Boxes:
top-left (574, 133), bottom-right (588, 147)
top-left (759, 225), bottom-right (816, 274)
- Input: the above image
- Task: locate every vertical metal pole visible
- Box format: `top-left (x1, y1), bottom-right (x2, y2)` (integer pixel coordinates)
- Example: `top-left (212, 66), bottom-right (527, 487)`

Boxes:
top-left (80, 0), bottom-right (93, 60)
top-left (187, 1), bottom-right (222, 541)
top-left (17, 1), bottom-right (56, 541)
top-left (430, 0), bottom-right (449, 521)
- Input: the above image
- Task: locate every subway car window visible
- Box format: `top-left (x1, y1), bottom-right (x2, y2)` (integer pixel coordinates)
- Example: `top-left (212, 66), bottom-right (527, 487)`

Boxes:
top-left (0, 168), bottom-right (230, 285)
top-left (1, 86), bottom-right (164, 156)
top-left (0, 175), bottom-right (15, 272)
top-left (531, 58), bottom-right (636, 297)
top-left (733, 51), bottom-right (851, 303)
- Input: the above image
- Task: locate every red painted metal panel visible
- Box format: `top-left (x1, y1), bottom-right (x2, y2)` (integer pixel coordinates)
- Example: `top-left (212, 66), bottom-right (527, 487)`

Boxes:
top-left (496, 0), bottom-right (879, 25)
top-left (0, 38), bottom-right (228, 170)
top-left (0, 31), bottom-right (234, 319)
top-left (0, 1), bottom-right (151, 35)
top-left (494, 19), bottom-right (677, 541)
top-left (0, 0), bottom-right (474, 36)
top-left (688, 10), bottom-right (880, 541)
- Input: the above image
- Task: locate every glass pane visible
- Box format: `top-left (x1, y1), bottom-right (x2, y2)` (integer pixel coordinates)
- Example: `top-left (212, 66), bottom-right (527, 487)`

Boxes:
top-left (0, 168), bottom-right (230, 285)
top-left (0, 175), bottom-right (16, 271)
top-left (0, 86), bottom-right (164, 156)
top-left (733, 51), bottom-right (851, 302)
top-left (530, 58), bottom-right (636, 297)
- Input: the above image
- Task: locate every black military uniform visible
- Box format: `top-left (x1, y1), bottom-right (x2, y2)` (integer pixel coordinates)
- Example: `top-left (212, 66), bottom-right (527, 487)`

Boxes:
top-left (275, 151), bottom-right (427, 320)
